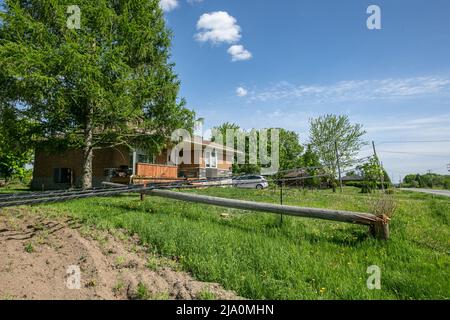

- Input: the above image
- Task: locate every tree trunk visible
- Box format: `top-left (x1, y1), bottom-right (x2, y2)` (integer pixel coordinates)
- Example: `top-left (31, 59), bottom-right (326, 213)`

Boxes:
top-left (81, 107), bottom-right (94, 190)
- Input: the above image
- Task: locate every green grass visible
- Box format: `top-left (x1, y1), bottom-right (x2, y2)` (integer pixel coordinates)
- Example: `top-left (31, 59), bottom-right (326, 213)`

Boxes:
top-left (135, 282), bottom-right (151, 300)
top-left (8, 186), bottom-right (449, 300)
top-left (24, 242), bottom-right (34, 253)
top-left (198, 290), bottom-right (217, 300)
top-left (0, 183), bottom-right (30, 194)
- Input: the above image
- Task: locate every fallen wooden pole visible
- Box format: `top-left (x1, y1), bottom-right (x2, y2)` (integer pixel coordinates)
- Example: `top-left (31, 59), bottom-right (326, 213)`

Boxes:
top-left (148, 189), bottom-right (390, 240)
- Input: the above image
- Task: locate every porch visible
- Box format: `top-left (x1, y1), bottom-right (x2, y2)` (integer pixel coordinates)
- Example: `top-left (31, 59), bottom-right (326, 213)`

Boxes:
top-left (110, 162), bottom-right (179, 185)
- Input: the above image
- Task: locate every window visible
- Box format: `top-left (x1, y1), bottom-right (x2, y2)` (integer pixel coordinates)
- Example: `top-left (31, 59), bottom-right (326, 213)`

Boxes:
top-left (53, 168), bottom-right (71, 184)
top-left (205, 149), bottom-right (217, 169)
top-left (205, 151), bottom-right (211, 168)
top-left (131, 149), bottom-right (155, 165)
top-left (211, 150), bottom-right (217, 168)
top-left (137, 154), bottom-right (146, 163)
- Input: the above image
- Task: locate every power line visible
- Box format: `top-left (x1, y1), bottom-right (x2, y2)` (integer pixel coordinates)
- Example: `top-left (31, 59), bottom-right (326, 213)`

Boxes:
top-left (377, 150), bottom-right (450, 158)
top-left (378, 139), bottom-right (450, 145)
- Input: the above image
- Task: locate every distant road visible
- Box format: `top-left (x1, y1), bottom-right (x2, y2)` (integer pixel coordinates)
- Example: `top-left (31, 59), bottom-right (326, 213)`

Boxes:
top-left (400, 188), bottom-right (450, 198)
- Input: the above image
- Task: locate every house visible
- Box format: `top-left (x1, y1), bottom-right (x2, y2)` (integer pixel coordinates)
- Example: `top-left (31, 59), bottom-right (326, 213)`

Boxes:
top-left (281, 169), bottom-right (308, 187)
top-left (31, 136), bottom-right (236, 190)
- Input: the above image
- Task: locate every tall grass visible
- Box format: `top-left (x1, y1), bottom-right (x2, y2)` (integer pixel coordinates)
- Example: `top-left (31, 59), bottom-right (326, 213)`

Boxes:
top-left (36, 187), bottom-right (449, 300)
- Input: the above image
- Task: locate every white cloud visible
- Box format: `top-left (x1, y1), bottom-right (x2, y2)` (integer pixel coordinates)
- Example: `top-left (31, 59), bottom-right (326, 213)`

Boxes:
top-left (247, 76), bottom-right (450, 103)
top-left (366, 114), bottom-right (450, 133)
top-left (195, 11), bottom-right (241, 44)
top-left (236, 87), bottom-right (248, 97)
top-left (227, 45), bottom-right (252, 62)
top-left (160, 0), bottom-right (179, 12)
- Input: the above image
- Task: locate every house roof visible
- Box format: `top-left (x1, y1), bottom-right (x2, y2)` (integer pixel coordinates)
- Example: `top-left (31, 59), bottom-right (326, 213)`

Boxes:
top-left (284, 169), bottom-right (308, 178)
top-left (182, 136), bottom-right (244, 154)
top-left (342, 175), bottom-right (364, 181)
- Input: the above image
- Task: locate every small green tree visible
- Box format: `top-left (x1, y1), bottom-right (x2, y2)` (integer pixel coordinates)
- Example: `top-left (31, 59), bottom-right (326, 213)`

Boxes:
top-left (309, 114), bottom-right (367, 190)
top-left (357, 157), bottom-right (390, 193)
top-left (357, 157), bottom-right (381, 193)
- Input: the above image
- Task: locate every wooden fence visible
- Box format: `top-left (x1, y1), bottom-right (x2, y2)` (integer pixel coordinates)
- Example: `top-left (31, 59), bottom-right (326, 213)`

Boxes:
top-left (135, 163), bottom-right (178, 178)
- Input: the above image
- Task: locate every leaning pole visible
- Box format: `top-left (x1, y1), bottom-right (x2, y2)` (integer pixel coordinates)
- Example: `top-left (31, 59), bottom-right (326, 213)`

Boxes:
top-left (147, 189), bottom-right (390, 240)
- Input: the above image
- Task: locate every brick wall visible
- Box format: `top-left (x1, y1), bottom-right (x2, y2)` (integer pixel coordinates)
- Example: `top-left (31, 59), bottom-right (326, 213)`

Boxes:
top-left (32, 146), bottom-right (130, 190)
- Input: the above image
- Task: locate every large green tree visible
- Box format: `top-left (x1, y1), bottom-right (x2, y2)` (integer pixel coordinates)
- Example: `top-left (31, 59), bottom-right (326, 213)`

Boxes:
top-left (212, 123), bottom-right (303, 175)
top-left (278, 129), bottom-right (303, 172)
top-left (212, 122), bottom-right (260, 175)
top-left (0, 0), bottom-right (194, 189)
top-left (309, 114), bottom-right (367, 179)
top-left (0, 104), bottom-right (34, 181)
top-left (300, 144), bottom-right (322, 188)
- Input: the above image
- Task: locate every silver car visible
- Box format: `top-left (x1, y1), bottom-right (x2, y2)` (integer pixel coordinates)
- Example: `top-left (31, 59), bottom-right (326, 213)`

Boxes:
top-left (233, 175), bottom-right (269, 189)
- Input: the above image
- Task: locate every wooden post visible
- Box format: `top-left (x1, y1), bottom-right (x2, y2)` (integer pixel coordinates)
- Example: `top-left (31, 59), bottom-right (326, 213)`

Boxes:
top-left (280, 181), bottom-right (283, 205)
top-left (369, 215), bottom-right (390, 240)
top-left (334, 141), bottom-right (343, 193)
top-left (140, 183), bottom-right (147, 201)
top-left (280, 181), bottom-right (284, 224)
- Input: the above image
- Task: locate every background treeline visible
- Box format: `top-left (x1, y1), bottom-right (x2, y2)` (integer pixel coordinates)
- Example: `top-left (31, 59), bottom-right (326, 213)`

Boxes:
top-left (402, 173), bottom-right (450, 190)
top-left (214, 114), bottom-right (390, 193)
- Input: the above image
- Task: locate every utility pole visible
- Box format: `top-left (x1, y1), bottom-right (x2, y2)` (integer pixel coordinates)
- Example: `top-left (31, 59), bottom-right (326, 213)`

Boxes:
top-left (334, 141), bottom-right (343, 193)
top-left (280, 181), bottom-right (284, 225)
top-left (372, 141), bottom-right (385, 192)
top-left (428, 169), bottom-right (434, 188)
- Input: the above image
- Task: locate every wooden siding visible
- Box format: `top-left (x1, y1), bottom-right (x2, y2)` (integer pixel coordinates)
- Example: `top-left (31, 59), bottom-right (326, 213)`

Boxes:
top-left (135, 163), bottom-right (178, 179)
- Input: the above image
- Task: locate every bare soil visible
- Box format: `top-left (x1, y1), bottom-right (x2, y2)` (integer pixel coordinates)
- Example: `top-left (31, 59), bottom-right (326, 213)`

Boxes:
top-left (0, 208), bottom-right (239, 300)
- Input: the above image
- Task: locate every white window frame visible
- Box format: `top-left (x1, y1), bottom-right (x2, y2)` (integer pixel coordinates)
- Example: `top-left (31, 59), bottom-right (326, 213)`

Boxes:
top-left (205, 148), bottom-right (218, 169)
top-left (211, 149), bottom-right (217, 168)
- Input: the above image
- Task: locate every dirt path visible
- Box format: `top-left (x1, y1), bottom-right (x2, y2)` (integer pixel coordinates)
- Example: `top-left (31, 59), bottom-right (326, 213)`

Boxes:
top-left (0, 208), bottom-right (239, 300)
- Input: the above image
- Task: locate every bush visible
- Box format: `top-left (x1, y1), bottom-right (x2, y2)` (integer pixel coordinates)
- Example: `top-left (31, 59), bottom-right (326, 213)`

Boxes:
top-left (345, 181), bottom-right (391, 192)
top-left (402, 173), bottom-right (450, 189)
top-left (411, 181), bottom-right (420, 188)
top-left (369, 195), bottom-right (397, 219)
top-left (360, 182), bottom-right (372, 194)
top-left (344, 181), bottom-right (364, 188)
top-left (444, 180), bottom-right (450, 190)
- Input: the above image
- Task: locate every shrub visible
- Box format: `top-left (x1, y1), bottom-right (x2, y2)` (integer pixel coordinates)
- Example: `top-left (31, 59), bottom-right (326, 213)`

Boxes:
top-left (369, 195), bottom-right (397, 219)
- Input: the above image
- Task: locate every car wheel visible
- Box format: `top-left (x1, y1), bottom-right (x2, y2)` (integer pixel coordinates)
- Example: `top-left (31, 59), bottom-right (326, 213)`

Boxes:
top-left (256, 184), bottom-right (264, 190)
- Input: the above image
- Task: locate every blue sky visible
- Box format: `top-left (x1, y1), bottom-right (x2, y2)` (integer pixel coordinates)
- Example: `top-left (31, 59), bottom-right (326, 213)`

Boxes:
top-left (1, 0), bottom-right (449, 180)
top-left (162, 0), bottom-right (450, 180)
